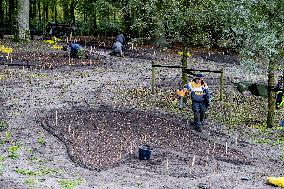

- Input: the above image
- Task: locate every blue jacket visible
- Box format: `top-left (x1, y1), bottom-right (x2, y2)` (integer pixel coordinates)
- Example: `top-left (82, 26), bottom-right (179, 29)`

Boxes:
top-left (112, 41), bottom-right (122, 54)
top-left (70, 43), bottom-right (82, 53)
top-left (116, 34), bottom-right (125, 45)
top-left (184, 81), bottom-right (211, 102)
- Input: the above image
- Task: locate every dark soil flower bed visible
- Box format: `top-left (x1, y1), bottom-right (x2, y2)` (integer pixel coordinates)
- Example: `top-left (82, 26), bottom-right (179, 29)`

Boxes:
top-left (41, 106), bottom-right (247, 172)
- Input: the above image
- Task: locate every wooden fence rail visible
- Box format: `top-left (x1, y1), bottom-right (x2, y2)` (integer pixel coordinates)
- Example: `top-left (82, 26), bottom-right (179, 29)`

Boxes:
top-left (151, 62), bottom-right (224, 101)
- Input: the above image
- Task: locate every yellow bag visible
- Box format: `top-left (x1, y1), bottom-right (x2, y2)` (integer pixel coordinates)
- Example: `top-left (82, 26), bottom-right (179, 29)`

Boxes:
top-left (267, 177), bottom-right (284, 188)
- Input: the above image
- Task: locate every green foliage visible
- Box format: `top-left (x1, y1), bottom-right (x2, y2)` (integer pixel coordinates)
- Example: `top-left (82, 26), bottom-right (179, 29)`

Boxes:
top-left (7, 144), bottom-right (19, 159)
top-left (16, 167), bottom-right (58, 176)
top-left (2, 131), bottom-right (11, 144)
top-left (0, 121), bottom-right (8, 132)
top-left (58, 178), bottom-right (82, 189)
top-left (36, 137), bottom-right (46, 145)
top-left (24, 178), bottom-right (38, 185)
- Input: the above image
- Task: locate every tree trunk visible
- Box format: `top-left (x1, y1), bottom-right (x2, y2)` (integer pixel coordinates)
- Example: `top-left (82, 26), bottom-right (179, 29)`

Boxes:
top-left (16, 0), bottom-right (30, 40)
top-left (93, 6), bottom-right (97, 36)
top-left (54, 3), bottom-right (57, 23)
top-left (37, 0), bottom-right (41, 23)
top-left (44, 1), bottom-right (48, 23)
top-left (8, 0), bottom-right (15, 33)
top-left (181, 47), bottom-right (188, 86)
top-left (29, 0), bottom-right (34, 21)
top-left (267, 59), bottom-right (275, 128)
top-left (122, 0), bottom-right (131, 38)
top-left (0, 0), bottom-right (3, 29)
top-left (70, 0), bottom-right (76, 25)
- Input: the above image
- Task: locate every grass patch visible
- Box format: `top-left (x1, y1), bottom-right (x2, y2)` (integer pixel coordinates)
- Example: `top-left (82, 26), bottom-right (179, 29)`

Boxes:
top-left (58, 178), bottom-right (82, 189)
top-left (7, 144), bottom-right (19, 159)
top-left (16, 167), bottom-right (58, 176)
top-left (1, 131), bottom-right (11, 144)
top-left (36, 137), bottom-right (46, 145)
top-left (0, 121), bottom-right (8, 131)
top-left (24, 178), bottom-right (38, 185)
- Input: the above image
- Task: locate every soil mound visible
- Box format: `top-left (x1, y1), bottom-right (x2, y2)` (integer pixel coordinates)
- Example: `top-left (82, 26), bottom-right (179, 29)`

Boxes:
top-left (42, 106), bottom-right (247, 171)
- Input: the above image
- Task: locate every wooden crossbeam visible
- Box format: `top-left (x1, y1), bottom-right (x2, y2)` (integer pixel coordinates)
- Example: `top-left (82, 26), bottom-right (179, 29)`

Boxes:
top-left (184, 68), bottom-right (222, 74)
top-left (151, 63), bottom-right (224, 101)
top-left (152, 64), bottom-right (185, 69)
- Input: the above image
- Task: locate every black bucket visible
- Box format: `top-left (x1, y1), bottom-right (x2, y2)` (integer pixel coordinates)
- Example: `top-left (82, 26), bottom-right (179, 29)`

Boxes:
top-left (139, 145), bottom-right (151, 160)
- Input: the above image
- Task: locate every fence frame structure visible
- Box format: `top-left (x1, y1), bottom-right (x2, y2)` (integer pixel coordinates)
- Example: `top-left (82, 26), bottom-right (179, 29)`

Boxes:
top-left (151, 62), bottom-right (225, 101)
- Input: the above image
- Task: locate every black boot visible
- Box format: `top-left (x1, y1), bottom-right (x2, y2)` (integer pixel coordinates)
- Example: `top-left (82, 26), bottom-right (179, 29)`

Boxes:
top-left (193, 112), bottom-right (202, 132)
top-left (200, 111), bottom-right (206, 125)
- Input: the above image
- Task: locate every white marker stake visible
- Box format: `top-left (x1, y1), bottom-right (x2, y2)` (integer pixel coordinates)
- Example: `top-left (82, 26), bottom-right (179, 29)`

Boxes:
top-left (68, 125), bottom-right (71, 133)
top-left (130, 142), bottom-right (133, 154)
top-left (55, 110), bottom-right (58, 126)
top-left (191, 155), bottom-right (196, 167)
top-left (225, 142), bottom-right (228, 155)
top-left (166, 158), bottom-right (169, 172)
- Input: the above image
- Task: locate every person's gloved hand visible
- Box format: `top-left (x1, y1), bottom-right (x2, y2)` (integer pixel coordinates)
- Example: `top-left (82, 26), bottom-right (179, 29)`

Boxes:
top-left (176, 89), bottom-right (187, 97)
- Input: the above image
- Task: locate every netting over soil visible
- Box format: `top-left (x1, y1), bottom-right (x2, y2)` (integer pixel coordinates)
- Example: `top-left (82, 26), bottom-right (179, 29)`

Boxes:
top-left (42, 106), bottom-right (247, 172)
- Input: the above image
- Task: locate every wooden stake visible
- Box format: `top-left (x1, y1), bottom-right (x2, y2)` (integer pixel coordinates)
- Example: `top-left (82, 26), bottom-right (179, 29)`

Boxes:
top-left (68, 125), bottom-right (71, 133)
top-left (151, 62), bottom-right (156, 94)
top-left (206, 149), bottom-right (210, 166)
top-left (212, 143), bottom-right (216, 154)
top-left (119, 147), bottom-right (122, 159)
top-left (55, 110), bottom-right (58, 126)
top-left (166, 158), bottom-right (169, 172)
top-left (225, 142), bottom-right (228, 155)
top-left (235, 134), bottom-right (238, 145)
top-left (191, 155), bottom-right (196, 167)
top-left (130, 142), bottom-right (133, 154)
top-left (229, 84), bottom-right (233, 123)
top-left (220, 68), bottom-right (224, 101)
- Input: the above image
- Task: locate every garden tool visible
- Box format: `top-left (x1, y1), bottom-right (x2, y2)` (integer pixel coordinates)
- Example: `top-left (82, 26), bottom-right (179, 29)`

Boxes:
top-left (176, 89), bottom-right (187, 110)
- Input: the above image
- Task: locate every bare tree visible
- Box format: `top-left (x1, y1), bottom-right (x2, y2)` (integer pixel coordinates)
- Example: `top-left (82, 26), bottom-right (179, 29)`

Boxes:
top-left (16, 0), bottom-right (30, 40)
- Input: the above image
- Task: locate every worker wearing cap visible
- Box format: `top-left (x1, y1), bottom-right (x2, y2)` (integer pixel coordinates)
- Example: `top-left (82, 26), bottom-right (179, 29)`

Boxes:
top-left (181, 73), bottom-right (211, 132)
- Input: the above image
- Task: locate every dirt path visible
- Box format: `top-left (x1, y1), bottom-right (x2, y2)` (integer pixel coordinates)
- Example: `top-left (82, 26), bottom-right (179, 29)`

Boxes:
top-left (0, 47), bottom-right (283, 189)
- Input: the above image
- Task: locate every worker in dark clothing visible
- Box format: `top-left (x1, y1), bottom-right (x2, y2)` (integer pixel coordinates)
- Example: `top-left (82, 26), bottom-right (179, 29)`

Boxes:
top-left (110, 33), bottom-right (125, 56)
top-left (115, 34), bottom-right (125, 46)
top-left (177, 73), bottom-right (211, 132)
top-left (70, 43), bottom-right (85, 58)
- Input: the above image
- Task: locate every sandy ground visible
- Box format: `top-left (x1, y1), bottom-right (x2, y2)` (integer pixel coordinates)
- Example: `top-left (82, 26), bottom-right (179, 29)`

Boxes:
top-left (0, 47), bottom-right (283, 189)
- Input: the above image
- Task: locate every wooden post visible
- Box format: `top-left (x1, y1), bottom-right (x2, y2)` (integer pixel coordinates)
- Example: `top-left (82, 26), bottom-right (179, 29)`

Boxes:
top-left (68, 51), bottom-right (71, 65)
top-left (267, 60), bottom-right (275, 128)
top-left (220, 68), bottom-right (224, 101)
top-left (152, 62), bottom-right (156, 94)
top-left (69, 31), bottom-right (72, 42)
top-left (229, 84), bottom-right (233, 123)
top-left (181, 47), bottom-right (188, 86)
